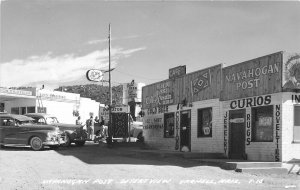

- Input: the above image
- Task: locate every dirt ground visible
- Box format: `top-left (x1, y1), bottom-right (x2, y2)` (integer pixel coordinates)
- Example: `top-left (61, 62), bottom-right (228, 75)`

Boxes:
top-left (0, 142), bottom-right (299, 190)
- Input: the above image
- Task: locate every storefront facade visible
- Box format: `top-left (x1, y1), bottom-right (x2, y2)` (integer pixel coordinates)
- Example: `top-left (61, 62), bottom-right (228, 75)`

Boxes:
top-left (142, 51), bottom-right (300, 162)
top-left (0, 88), bottom-right (99, 124)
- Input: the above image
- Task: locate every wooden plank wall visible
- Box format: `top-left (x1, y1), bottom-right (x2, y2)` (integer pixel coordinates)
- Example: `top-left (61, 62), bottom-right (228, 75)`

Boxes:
top-left (221, 52), bottom-right (282, 101)
top-left (142, 64), bottom-right (222, 108)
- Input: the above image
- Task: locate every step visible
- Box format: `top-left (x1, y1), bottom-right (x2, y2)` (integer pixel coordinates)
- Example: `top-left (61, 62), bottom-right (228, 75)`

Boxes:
top-left (232, 162), bottom-right (282, 169)
top-left (183, 153), bottom-right (226, 159)
top-left (235, 167), bottom-right (288, 175)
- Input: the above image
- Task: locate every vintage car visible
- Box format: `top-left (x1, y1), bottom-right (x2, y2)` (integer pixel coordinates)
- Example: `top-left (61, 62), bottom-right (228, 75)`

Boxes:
top-left (0, 113), bottom-right (65, 150)
top-left (25, 113), bottom-right (87, 146)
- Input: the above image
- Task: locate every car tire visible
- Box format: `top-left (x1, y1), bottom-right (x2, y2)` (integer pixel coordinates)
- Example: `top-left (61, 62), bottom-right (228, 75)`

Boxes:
top-left (75, 141), bottom-right (85, 146)
top-left (64, 134), bottom-right (71, 147)
top-left (30, 136), bottom-right (44, 151)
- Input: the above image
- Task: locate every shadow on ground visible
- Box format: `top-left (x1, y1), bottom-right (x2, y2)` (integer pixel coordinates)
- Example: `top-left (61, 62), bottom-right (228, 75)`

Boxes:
top-left (0, 141), bottom-right (221, 168)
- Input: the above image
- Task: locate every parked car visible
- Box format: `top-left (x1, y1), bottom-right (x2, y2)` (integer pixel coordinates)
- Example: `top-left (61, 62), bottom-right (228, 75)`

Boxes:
top-left (129, 121), bottom-right (144, 142)
top-left (0, 113), bottom-right (65, 150)
top-left (25, 113), bottom-right (87, 146)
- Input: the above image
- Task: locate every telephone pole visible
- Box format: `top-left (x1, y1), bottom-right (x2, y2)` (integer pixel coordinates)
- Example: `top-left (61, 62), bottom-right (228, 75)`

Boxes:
top-left (107, 23), bottom-right (113, 146)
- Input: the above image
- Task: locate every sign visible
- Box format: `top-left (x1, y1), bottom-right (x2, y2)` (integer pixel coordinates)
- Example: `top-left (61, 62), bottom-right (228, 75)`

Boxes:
top-left (99, 106), bottom-right (129, 121)
top-left (191, 69), bottom-right (211, 95)
top-left (144, 115), bottom-right (164, 130)
top-left (127, 80), bottom-right (137, 99)
top-left (230, 95), bottom-right (272, 109)
top-left (86, 69), bottom-right (103, 82)
top-left (282, 53), bottom-right (300, 90)
top-left (0, 87), bottom-right (32, 96)
top-left (222, 52), bottom-right (282, 100)
top-left (229, 118), bottom-right (245, 123)
top-left (169, 65), bottom-right (186, 79)
top-left (143, 80), bottom-right (174, 109)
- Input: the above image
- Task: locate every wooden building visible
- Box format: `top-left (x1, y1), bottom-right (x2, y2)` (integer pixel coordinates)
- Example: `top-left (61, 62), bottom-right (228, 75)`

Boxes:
top-left (142, 51), bottom-right (300, 162)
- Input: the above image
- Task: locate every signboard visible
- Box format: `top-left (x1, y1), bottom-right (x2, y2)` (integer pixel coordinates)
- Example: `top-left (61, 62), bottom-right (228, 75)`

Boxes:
top-left (143, 80), bottom-right (174, 109)
top-left (0, 87), bottom-right (32, 96)
top-left (99, 106), bottom-right (129, 122)
top-left (221, 52), bottom-right (282, 101)
top-left (127, 80), bottom-right (137, 99)
top-left (169, 65), bottom-right (186, 79)
top-left (282, 53), bottom-right (300, 90)
top-left (86, 69), bottom-right (103, 82)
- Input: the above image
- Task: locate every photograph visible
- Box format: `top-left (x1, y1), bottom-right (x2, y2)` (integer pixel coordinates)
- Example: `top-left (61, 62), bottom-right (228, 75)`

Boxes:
top-left (0, 0), bottom-right (300, 189)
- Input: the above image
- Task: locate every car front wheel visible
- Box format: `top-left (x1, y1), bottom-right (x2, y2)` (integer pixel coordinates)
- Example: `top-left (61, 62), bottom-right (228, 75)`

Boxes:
top-left (30, 137), bottom-right (44, 151)
top-left (64, 134), bottom-right (71, 147)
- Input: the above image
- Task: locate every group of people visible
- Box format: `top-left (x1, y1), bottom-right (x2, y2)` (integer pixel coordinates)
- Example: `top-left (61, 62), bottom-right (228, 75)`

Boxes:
top-left (76, 115), bottom-right (107, 141)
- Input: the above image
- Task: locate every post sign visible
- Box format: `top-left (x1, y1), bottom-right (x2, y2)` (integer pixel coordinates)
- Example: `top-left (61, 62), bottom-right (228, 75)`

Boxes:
top-left (221, 52), bottom-right (282, 100)
top-left (169, 65), bottom-right (186, 79)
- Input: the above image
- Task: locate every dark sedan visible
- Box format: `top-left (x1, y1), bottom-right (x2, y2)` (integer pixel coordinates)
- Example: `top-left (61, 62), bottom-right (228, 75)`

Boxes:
top-left (25, 113), bottom-right (87, 146)
top-left (0, 113), bottom-right (65, 150)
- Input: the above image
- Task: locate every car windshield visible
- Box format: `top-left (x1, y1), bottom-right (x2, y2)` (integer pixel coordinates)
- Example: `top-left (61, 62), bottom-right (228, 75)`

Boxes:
top-left (46, 117), bottom-right (59, 124)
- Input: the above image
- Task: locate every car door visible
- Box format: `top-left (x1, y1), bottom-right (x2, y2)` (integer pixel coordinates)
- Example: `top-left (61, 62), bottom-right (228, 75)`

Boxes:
top-left (0, 117), bottom-right (21, 144)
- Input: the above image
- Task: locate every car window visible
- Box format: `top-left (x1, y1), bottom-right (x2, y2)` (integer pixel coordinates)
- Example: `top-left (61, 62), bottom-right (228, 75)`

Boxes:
top-left (0, 118), bottom-right (16, 127)
top-left (46, 117), bottom-right (59, 124)
top-left (32, 117), bottom-right (46, 125)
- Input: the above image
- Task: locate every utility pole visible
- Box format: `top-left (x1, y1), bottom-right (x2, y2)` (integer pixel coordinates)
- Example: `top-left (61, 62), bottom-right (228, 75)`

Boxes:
top-left (107, 23), bottom-right (113, 146)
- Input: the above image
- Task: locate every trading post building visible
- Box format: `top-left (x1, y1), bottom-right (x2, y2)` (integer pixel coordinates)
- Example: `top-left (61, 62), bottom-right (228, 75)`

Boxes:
top-left (142, 51), bottom-right (300, 162)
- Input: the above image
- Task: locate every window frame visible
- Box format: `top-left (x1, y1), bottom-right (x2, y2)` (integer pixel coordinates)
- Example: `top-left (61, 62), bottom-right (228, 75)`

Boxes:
top-left (197, 107), bottom-right (212, 138)
top-left (251, 105), bottom-right (274, 142)
top-left (293, 105), bottom-right (300, 143)
top-left (164, 112), bottom-right (175, 138)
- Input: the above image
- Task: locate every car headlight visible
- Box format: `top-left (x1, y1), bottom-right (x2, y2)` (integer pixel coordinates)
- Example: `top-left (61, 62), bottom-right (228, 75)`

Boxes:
top-left (47, 131), bottom-right (59, 137)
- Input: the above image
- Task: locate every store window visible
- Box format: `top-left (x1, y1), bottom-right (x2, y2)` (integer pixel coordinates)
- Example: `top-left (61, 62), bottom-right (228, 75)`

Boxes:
top-left (27, 107), bottom-right (36, 113)
top-left (294, 106), bottom-right (300, 143)
top-left (252, 105), bottom-right (273, 142)
top-left (164, 112), bottom-right (175, 138)
top-left (11, 107), bottom-right (19, 114)
top-left (198, 108), bottom-right (212, 137)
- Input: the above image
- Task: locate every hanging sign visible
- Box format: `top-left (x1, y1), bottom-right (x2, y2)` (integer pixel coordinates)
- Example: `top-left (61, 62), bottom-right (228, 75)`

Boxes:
top-left (86, 69), bottom-right (103, 82)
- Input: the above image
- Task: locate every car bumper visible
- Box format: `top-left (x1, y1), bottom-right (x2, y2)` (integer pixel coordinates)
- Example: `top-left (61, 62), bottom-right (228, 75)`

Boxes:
top-left (43, 137), bottom-right (66, 146)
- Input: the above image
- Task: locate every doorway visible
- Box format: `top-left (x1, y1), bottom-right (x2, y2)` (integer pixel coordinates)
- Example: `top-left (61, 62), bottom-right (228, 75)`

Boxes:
top-left (180, 110), bottom-right (191, 152)
top-left (229, 109), bottom-right (246, 159)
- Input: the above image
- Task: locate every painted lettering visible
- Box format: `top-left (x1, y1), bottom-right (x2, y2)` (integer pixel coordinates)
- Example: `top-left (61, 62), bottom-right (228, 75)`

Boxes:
top-left (246, 113), bottom-right (251, 145)
top-left (230, 95), bottom-right (272, 109)
top-left (224, 112), bottom-right (228, 155)
top-left (275, 105), bottom-right (280, 162)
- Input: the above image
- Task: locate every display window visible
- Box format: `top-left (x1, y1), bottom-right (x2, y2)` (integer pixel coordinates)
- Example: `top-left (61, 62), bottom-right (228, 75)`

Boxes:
top-left (164, 112), bottom-right (175, 138)
top-left (251, 105), bottom-right (273, 142)
top-left (197, 108), bottom-right (212, 137)
top-left (294, 106), bottom-right (300, 143)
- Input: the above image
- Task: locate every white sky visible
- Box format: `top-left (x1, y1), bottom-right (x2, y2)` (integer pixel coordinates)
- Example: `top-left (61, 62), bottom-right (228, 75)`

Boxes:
top-left (1, 1), bottom-right (299, 89)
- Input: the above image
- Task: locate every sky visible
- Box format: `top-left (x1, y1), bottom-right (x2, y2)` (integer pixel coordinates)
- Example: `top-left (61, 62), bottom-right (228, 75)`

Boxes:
top-left (0, 0), bottom-right (300, 89)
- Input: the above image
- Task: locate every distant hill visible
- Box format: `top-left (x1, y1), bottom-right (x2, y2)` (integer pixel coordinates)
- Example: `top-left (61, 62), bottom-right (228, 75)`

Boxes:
top-left (54, 84), bottom-right (124, 104)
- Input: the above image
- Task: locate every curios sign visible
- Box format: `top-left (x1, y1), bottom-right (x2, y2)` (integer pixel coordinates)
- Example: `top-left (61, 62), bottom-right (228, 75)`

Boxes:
top-left (86, 69), bottom-right (103, 82)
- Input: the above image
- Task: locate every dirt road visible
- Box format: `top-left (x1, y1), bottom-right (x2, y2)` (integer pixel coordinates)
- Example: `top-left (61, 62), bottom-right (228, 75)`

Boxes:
top-left (0, 142), bottom-right (299, 190)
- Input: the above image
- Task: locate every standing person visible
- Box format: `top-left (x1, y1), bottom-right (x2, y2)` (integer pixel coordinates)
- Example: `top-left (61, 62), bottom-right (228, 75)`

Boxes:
top-left (86, 116), bottom-right (95, 141)
top-left (76, 116), bottom-right (83, 125)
